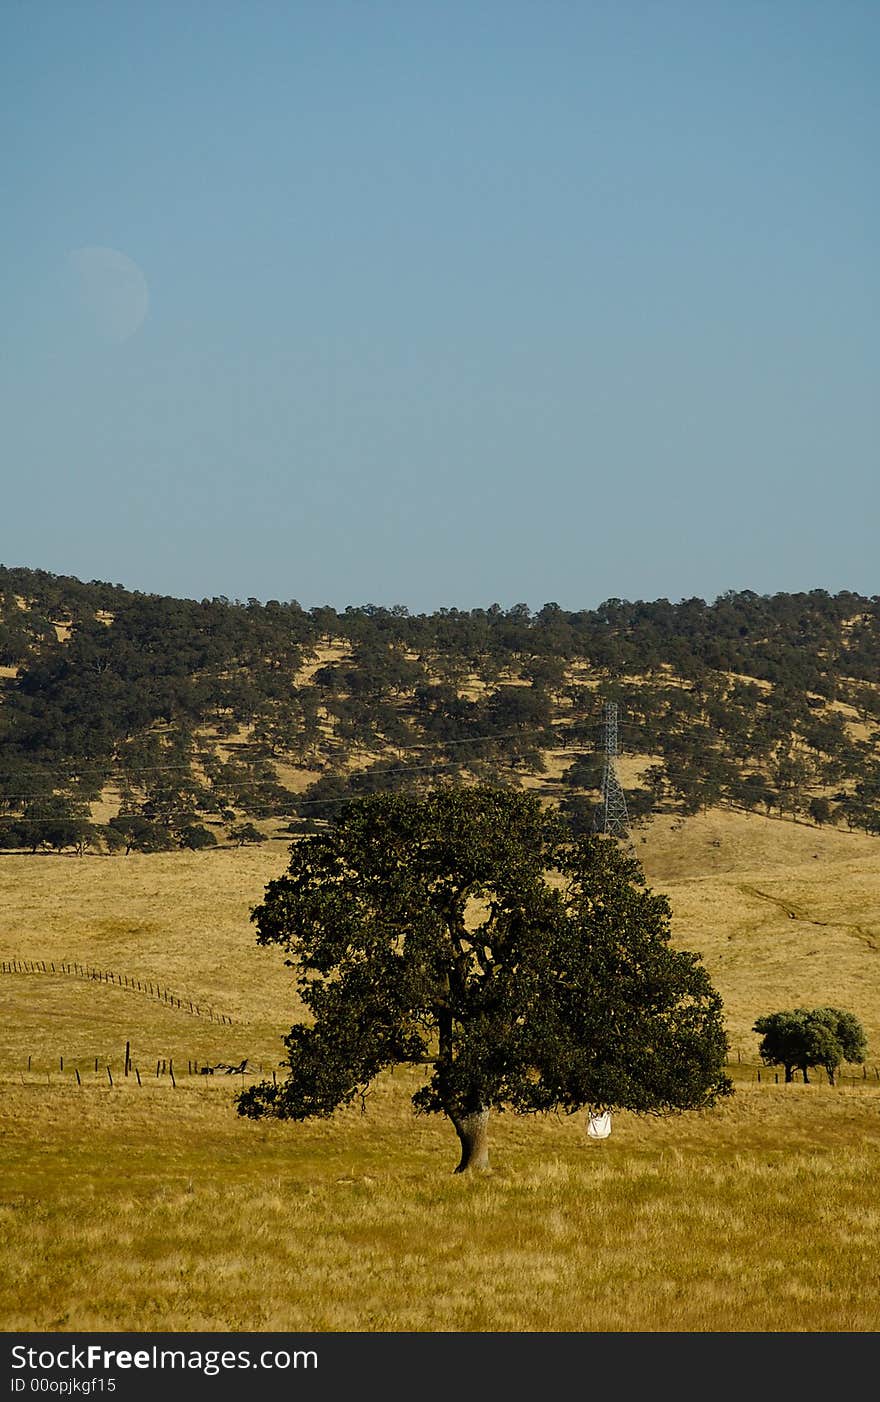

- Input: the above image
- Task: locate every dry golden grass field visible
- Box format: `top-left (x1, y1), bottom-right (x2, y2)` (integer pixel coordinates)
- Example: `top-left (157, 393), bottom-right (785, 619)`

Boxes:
top-left (2, 807), bottom-right (880, 1333)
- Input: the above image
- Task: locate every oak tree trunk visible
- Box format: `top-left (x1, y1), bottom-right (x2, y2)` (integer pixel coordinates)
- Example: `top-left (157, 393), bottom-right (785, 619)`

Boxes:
top-left (450, 1107), bottom-right (490, 1173)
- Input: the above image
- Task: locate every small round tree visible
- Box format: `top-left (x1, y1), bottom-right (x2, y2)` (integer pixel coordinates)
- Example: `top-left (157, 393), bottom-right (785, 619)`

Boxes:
top-left (228, 821), bottom-right (268, 847)
top-left (236, 787), bottom-right (732, 1171)
top-left (754, 1007), bottom-right (867, 1085)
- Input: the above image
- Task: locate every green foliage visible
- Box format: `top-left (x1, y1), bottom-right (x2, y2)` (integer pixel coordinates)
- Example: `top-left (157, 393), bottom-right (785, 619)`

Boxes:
top-left (0, 819), bottom-right (30, 850)
top-left (754, 1007), bottom-right (867, 1084)
top-left (107, 815), bottom-right (177, 855)
top-left (558, 792), bottom-right (599, 837)
top-left (177, 823), bottom-right (218, 851)
top-left (236, 789), bottom-right (731, 1166)
top-left (228, 822), bottom-right (267, 846)
top-left (808, 796), bottom-right (833, 827)
top-left (38, 815), bottom-right (98, 855)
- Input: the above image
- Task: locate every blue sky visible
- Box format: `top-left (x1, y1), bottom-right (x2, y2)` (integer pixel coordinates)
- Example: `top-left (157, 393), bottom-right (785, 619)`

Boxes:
top-left (2, 1), bottom-right (878, 612)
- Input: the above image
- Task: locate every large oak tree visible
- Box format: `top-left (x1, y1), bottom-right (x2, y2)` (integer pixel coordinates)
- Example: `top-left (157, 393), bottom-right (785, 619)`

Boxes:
top-left (236, 787), bottom-right (731, 1171)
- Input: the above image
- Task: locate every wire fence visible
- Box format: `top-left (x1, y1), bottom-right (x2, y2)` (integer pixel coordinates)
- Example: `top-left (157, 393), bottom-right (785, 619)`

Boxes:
top-left (3, 963), bottom-right (877, 1093)
top-left (3, 1044), bottom-right (878, 1094)
top-left (1, 955), bottom-right (235, 1024)
top-left (5, 1043), bottom-right (275, 1087)
top-left (725, 1052), bottom-right (880, 1087)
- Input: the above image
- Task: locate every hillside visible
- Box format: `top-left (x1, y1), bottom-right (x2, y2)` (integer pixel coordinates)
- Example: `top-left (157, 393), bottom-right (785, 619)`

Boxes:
top-left (3, 801), bottom-right (879, 1059)
top-left (2, 565), bottom-right (880, 853)
top-left (4, 582), bottom-right (880, 1333)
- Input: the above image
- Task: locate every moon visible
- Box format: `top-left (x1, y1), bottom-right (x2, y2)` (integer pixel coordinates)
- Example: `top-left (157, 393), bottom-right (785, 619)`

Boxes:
top-left (67, 245), bottom-right (150, 343)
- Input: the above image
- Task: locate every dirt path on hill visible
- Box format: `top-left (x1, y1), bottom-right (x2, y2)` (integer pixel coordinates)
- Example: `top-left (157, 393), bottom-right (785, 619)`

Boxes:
top-left (738, 884), bottom-right (879, 949)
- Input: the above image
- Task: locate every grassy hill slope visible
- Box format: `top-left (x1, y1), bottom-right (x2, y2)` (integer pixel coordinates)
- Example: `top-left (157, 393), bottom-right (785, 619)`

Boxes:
top-left (4, 570), bottom-right (880, 1331)
top-left (2, 809), bottom-right (879, 1331)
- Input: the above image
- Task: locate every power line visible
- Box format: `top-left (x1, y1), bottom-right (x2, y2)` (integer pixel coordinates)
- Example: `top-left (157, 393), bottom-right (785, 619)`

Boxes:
top-left (0, 761), bottom-right (207, 779)
top-left (3, 687), bottom-right (860, 785)
top-left (2, 698), bottom-right (874, 831)
top-left (3, 770), bottom-right (871, 828)
top-left (0, 726), bottom-right (568, 791)
top-left (0, 756), bottom-right (867, 812)
top-left (0, 757), bottom-right (527, 821)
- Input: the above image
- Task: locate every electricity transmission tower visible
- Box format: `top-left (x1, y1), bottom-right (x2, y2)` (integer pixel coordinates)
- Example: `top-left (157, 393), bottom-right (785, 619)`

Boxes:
top-left (599, 701), bottom-right (629, 838)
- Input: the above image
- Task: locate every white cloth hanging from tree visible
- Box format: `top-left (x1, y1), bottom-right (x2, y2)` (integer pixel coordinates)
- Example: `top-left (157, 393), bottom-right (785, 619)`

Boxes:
top-left (587, 1110), bottom-right (612, 1139)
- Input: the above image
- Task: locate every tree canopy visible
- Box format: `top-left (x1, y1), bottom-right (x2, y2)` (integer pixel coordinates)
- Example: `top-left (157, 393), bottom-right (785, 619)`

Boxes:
top-left (753, 1007), bottom-right (867, 1084)
top-left (236, 787), bottom-right (731, 1171)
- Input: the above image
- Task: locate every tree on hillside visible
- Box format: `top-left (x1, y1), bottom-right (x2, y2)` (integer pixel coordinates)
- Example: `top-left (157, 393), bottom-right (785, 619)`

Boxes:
top-left (558, 792), bottom-right (600, 837)
top-left (754, 1007), bottom-right (867, 1084)
top-left (177, 822), bottom-right (218, 851)
top-left (40, 814), bottom-right (98, 856)
top-left (812, 1008), bottom-right (869, 1084)
top-left (753, 1010), bottom-right (814, 1083)
top-left (236, 788), bottom-right (731, 1172)
top-left (107, 813), bottom-right (177, 855)
top-left (229, 822), bottom-right (268, 846)
top-left (8, 794), bottom-right (95, 855)
top-left (808, 796), bottom-right (833, 828)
